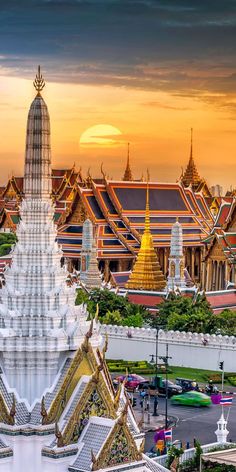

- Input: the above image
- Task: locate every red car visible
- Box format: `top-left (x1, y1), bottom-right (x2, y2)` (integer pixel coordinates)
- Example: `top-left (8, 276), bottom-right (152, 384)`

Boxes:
top-left (115, 374), bottom-right (147, 390)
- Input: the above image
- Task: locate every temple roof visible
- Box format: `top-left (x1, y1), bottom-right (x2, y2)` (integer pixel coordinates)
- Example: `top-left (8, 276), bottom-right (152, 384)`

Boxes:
top-left (0, 169), bottom-right (214, 261)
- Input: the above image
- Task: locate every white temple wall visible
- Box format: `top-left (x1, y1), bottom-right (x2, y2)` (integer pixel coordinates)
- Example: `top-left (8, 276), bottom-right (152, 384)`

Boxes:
top-left (0, 434), bottom-right (55, 472)
top-left (101, 325), bottom-right (236, 371)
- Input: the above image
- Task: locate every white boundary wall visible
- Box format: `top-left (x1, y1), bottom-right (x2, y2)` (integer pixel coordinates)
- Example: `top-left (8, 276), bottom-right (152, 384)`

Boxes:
top-left (101, 325), bottom-right (236, 372)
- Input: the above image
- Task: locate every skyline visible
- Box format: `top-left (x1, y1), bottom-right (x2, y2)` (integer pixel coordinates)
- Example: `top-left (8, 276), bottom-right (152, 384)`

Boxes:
top-left (1, 0), bottom-right (236, 189)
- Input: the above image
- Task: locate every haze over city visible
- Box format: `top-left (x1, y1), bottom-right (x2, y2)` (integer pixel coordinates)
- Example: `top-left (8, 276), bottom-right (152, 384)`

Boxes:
top-left (1, 0), bottom-right (236, 188)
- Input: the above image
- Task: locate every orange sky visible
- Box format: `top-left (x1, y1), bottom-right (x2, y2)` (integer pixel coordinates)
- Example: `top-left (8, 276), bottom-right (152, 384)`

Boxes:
top-left (1, 74), bottom-right (236, 191)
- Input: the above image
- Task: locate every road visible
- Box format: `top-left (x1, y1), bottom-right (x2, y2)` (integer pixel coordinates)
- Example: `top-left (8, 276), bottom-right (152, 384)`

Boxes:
top-left (133, 396), bottom-right (236, 452)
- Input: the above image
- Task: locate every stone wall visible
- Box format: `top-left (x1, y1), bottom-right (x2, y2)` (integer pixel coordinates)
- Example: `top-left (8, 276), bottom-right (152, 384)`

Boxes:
top-left (101, 325), bottom-right (236, 371)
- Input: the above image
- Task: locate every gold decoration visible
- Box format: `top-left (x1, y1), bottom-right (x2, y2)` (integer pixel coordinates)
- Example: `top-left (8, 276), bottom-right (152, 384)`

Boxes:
top-left (139, 438), bottom-right (145, 454)
top-left (118, 398), bottom-right (129, 425)
top-left (33, 65), bottom-right (45, 95)
top-left (102, 333), bottom-right (108, 357)
top-left (113, 382), bottom-right (122, 410)
top-left (41, 395), bottom-right (48, 425)
top-left (62, 368), bottom-right (116, 446)
top-left (9, 395), bottom-right (16, 426)
top-left (45, 342), bottom-right (96, 424)
top-left (126, 177), bottom-right (166, 290)
top-left (55, 422), bottom-right (64, 448)
top-left (94, 303), bottom-right (99, 322)
top-left (91, 449), bottom-right (99, 470)
top-left (91, 411), bottom-right (142, 470)
top-left (0, 392), bottom-right (15, 425)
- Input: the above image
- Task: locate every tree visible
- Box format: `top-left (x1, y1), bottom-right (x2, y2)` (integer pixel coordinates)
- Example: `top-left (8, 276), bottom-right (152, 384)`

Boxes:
top-left (145, 293), bottom-right (214, 333)
top-left (102, 310), bottom-right (123, 325)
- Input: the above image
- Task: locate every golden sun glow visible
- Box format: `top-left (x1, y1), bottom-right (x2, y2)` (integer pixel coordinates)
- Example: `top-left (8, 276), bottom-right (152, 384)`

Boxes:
top-left (80, 124), bottom-right (122, 147)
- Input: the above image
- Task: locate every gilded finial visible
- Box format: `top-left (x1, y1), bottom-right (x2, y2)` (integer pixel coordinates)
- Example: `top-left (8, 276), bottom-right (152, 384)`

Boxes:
top-left (33, 65), bottom-right (45, 95)
top-left (41, 395), bottom-right (48, 425)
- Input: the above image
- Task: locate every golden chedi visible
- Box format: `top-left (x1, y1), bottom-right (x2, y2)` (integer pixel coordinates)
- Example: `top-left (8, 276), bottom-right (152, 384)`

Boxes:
top-left (126, 181), bottom-right (166, 291)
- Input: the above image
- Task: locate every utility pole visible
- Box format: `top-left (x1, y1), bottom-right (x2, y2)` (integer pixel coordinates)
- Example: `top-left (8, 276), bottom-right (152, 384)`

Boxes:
top-left (159, 343), bottom-right (172, 429)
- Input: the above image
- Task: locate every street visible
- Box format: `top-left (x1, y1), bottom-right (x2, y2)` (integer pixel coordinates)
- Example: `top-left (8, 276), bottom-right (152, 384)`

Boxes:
top-left (132, 395), bottom-right (236, 452)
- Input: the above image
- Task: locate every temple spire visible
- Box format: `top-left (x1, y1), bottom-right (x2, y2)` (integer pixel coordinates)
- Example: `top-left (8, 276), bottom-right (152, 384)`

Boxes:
top-left (123, 143), bottom-right (133, 181)
top-left (33, 65), bottom-right (45, 95)
top-left (24, 67), bottom-right (51, 199)
top-left (181, 128), bottom-right (202, 190)
top-left (126, 175), bottom-right (166, 291)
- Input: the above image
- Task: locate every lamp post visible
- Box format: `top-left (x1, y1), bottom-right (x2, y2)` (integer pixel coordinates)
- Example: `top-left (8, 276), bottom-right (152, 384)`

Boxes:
top-left (159, 343), bottom-right (172, 430)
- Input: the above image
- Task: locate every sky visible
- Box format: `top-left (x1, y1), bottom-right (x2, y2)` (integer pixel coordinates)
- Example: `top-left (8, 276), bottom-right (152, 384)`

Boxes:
top-left (0, 0), bottom-right (236, 189)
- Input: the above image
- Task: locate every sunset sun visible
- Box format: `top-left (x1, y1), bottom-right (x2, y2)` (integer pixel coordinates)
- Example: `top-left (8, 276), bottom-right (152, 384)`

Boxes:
top-left (80, 124), bottom-right (122, 147)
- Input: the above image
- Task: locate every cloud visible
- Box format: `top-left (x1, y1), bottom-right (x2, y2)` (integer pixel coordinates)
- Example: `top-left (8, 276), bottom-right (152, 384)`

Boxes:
top-left (0, 0), bottom-right (236, 107)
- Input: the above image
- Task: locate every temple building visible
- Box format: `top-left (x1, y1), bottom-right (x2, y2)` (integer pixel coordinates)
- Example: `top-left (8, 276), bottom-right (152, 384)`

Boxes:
top-left (0, 68), bottom-right (168, 472)
top-left (202, 198), bottom-right (236, 291)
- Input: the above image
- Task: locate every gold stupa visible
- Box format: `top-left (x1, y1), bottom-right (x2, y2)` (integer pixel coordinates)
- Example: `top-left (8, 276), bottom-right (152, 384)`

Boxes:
top-left (126, 180), bottom-right (166, 291)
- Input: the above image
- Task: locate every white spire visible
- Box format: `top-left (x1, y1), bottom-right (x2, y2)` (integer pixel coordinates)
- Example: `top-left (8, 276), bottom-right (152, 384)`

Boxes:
top-left (23, 66), bottom-right (52, 199)
top-left (0, 68), bottom-right (85, 403)
top-left (167, 219), bottom-right (186, 289)
top-left (215, 412), bottom-right (229, 443)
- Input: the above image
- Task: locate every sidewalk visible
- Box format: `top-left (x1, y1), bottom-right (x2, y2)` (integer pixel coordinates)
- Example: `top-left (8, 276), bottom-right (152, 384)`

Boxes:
top-left (134, 409), bottom-right (166, 432)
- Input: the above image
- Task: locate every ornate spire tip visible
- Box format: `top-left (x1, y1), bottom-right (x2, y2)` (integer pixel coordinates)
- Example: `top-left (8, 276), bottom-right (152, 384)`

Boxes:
top-left (33, 65), bottom-right (45, 94)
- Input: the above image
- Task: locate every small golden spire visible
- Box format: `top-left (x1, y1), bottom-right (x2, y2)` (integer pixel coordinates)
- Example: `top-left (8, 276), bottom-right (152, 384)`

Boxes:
top-left (126, 171), bottom-right (166, 291)
top-left (123, 142), bottom-right (133, 181)
top-left (33, 65), bottom-right (45, 95)
top-left (181, 128), bottom-right (202, 190)
top-left (41, 395), bottom-right (48, 425)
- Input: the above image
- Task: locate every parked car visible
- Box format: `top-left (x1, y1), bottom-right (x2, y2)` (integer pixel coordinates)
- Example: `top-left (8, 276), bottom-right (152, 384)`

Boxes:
top-left (175, 377), bottom-right (200, 392)
top-left (158, 380), bottom-right (182, 397)
top-left (137, 379), bottom-right (182, 397)
top-left (171, 391), bottom-right (212, 407)
top-left (115, 374), bottom-right (147, 390)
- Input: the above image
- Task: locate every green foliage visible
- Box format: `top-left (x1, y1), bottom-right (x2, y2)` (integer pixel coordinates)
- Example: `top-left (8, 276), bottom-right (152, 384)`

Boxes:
top-left (75, 289), bottom-right (89, 306)
top-left (166, 445), bottom-right (184, 470)
top-left (180, 440), bottom-right (202, 472)
top-left (102, 310), bottom-right (123, 326)
top-left (106, 359), bottom-right (155, 374)
top-left (0, 232), bottom-right (17, 256)
top-left (145, 292), bottom-right (236, 336)
top-left (75, 288), bottom-right (147, 327)
top-left (228, 376), bottom-right (236, 386)
top-left (0, 243), bottom-right (12, 256)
